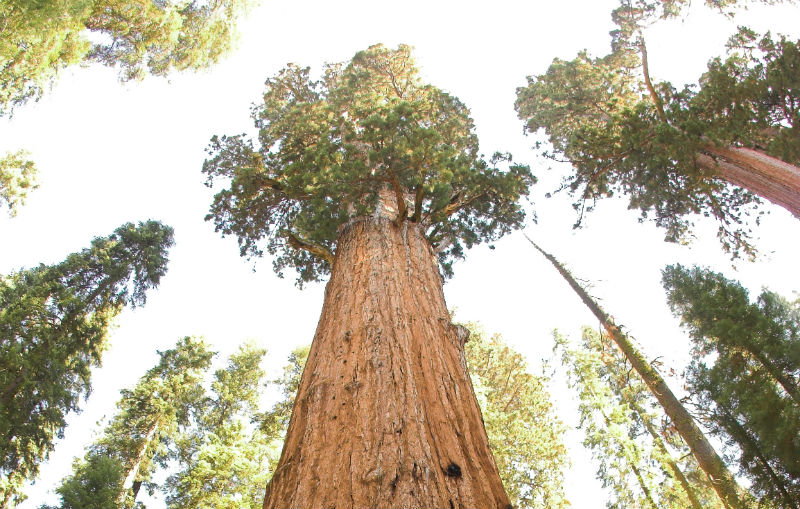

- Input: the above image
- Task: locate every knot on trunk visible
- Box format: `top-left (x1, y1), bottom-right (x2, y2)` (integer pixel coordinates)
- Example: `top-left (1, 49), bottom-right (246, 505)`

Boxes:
top-left (362, 466), bottom-right (383, 484)
top-left (454, 324), bottom-right (470, 347)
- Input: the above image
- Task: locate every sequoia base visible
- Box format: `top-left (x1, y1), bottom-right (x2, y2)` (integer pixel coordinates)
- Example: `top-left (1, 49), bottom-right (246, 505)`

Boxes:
top-left (263, 217), bottom-right (510, 508)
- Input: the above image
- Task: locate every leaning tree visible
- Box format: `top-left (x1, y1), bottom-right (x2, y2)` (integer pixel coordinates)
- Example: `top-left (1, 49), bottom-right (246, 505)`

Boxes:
top-left (204, 44), bottom-right (534, 507)
top-left (516, 0), bottom-right (800, 258)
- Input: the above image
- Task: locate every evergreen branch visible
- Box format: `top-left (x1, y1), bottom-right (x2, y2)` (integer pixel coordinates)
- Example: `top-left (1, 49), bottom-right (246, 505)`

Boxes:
top-left (432, 190), bottom-right (490, 224)
top-left (412, 184), bottom-right (424, 222)
top-left (286, 232), bottom-right (334, 265)
top-left (387, 171), bottom-right (408, 224)
top-left (639, 36), bottom-right (668, 124)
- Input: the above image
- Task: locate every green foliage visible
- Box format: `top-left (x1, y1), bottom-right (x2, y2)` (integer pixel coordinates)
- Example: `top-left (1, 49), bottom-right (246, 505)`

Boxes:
top-left (204, 44), bottom-right (535, 285)
top-left (516, 2), bottom-right (799, 258)
top-left (694, 28), bottom-right (800, 164)
top-left (258, 345), bottom-right (308, 442)
top-left (555, 328), bottom-right (724, 509)
top-left (165, 342), bottom-right (275, 509)
top-left (663, 265), bottom-right (800, 507)
top-left (0, 0), bottom-right (256, 114)
top-left (0, 220), bottom-right (174, 506)
top-left (47, 336), bottom-right (212, 509)
top-left (48, 455), bottom-right (126, 509)
top-left (0, 150), bottom-right (38, 216)
top-left (463, 323), bottom-right (569, 509)
top-left (50, 340), bottom-right (275, 509)
top-left (262, 329), bottom-right (568, 509)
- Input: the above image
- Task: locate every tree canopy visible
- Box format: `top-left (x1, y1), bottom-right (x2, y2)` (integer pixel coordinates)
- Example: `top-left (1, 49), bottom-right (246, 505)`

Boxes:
top-left (203, 44), bottom-right (535, 284)
top-left (0, 220), bottom-right (174, 508)
top-left (0, 0), bottom-right (256, 115)
top-left (165, 342), bottom-right (274, 509)
top-left (47, 340), bottom-right (276, 509)
top-left (0, 150), bottom-right (37, 217)
top-left (463, 323), bottom-right (569, 509)
top-left (515, 0), bottom-right (800, 258)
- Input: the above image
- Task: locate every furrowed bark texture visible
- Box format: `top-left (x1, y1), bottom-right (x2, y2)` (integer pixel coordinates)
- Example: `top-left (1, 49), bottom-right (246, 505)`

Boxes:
top-left (527, 238), bottom-right (748, 509)
top-left (263, 217), bottom-right (509, 508)
top-left (697, 146), bottom-right (800, 218)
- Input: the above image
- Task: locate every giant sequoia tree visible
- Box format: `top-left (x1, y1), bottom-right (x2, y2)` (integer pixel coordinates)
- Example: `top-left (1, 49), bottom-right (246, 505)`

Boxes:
top-left (516, 0), bottom-right (800, 257)
top-left (261, 327), bottom-right (570, 509)
top-left (204, 44), bottom-right (534, 507)
top-left (0, 220), bottom-right (173, 508)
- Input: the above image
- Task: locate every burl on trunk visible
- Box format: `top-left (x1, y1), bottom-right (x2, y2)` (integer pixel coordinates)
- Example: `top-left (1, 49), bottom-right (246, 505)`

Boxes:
top-left (263, 216), bottom-right (510, 508)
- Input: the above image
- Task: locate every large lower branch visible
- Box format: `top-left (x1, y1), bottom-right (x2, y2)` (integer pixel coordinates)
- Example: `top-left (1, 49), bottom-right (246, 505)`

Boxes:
top-left (287, 232), bottom-right (334, 265)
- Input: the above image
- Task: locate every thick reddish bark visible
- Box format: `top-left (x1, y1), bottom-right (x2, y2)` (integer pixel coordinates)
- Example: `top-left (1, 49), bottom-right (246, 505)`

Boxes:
top-left (698, 145), bottom-right (800, 218)
top-left (263, 216), bottom-right (509, 508)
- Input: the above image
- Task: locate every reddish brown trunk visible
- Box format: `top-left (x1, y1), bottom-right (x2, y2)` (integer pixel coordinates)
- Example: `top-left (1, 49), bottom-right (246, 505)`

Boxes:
top-left (697, 145), bottom-right (800, 218)
top-left (263, 216), bottom-right (509, 508)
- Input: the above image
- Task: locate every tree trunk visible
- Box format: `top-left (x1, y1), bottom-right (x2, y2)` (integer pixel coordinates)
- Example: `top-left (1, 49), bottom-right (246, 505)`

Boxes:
top-left (598, 344), bottom-right (705, 509)
top-left (715, 406), bottom-right (799, 509)
top-left (263, 216), bottom-right (510, 508)
top-left (747, 349), bottom-right (800, 408)
top-left (527, 238), bottom-right (748, 509)
top-left (119, 420), bottom-right (159, 508)
top-left (697, 145), bottom-right (800, 218)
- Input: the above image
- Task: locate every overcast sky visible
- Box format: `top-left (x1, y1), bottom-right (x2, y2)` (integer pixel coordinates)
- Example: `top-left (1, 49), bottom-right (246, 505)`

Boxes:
top-left (2, 1), bottom-right (800, 507)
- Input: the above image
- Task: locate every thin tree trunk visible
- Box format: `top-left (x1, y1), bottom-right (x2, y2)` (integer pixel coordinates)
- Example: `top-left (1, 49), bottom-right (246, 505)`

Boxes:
top-left (697, 145), bottom-right (800, 218)
top-left (263, 216), bottom-right (510, 508)
top-left (747, 349), bottom-right (800, 407)
top-left (119, 420), bottom-right (159, 508)
top-left (640, 408), bottom-right (705, 509)
top-left (630, 460), bottom-right (659, 509)
top-left (577, 369), bottom-right (659, 509)
top-left (527, 237), bottom-right (747, 509)
top-left (598, 343), bottom-right (706, 509)
top-left (715, 406), bottom-right (799, 509)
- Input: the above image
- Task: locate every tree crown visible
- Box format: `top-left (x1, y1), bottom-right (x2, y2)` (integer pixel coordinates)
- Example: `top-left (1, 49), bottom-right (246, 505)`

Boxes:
top-left (204, 44), bottom-right (535, 284)
top-left (515, 1), bottom-right (798, 258)
top-left (0, 0), bottom-right (256, 114)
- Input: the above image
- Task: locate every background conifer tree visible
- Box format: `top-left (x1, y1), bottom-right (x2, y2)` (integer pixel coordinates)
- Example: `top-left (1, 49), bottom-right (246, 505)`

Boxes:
top-left (557, 327), bottom-right (726, 509)
top-left (529, 238), bottom-right (746, 508)
top-left (663, 265), bottom-right (800, 507)
top-left (165, 342), bottom-right (274, 509)
top-left (0, 220), bottom-right (174, 508)
top-left (0, 0), bottom-right (258, 115)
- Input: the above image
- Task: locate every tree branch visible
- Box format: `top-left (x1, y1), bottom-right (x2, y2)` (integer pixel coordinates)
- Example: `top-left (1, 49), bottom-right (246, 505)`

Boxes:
top-left (412, 184), bottom-right (424, 222)
top-left (639, 36), bottom-right (668, 124)
top-left (387, 170), bottom-right (408, 224)
top-left (438, 190), bottom-right (489, 220)
top-left (287, 232), bottom-right (334, 265)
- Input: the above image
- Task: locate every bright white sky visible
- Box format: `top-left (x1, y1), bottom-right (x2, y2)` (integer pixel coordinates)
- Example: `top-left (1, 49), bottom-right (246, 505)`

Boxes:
top-left (2, 1), bottom-right (800, 507)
